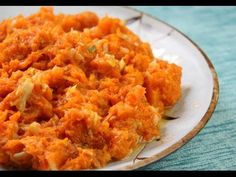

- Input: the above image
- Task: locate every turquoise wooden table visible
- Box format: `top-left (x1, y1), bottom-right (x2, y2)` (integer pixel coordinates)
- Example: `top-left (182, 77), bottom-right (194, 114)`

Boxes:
top-left (131, 6), bottom-right (236, 170)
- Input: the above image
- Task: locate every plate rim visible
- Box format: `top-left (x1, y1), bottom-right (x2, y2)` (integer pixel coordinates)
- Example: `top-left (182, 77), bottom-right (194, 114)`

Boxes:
top-left (116, 6), bottom-right (220, 170)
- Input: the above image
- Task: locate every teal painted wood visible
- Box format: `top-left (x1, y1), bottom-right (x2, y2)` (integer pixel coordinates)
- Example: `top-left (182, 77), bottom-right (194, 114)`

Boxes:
top-left (131, 6), bottom-right (236, 170)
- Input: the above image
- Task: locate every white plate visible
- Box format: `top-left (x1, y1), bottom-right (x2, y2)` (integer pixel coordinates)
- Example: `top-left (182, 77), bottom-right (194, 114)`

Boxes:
top-left (0, 6), bottom-right (219, 170)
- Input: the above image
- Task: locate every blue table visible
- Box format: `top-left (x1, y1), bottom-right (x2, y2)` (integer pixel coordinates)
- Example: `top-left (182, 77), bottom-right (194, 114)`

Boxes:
top-left (131, 6), bottom-right (236, 170)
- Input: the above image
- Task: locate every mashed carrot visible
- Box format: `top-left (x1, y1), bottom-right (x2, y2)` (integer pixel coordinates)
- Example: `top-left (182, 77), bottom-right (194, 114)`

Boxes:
top-left (0, 7), bottom-right (182, 170)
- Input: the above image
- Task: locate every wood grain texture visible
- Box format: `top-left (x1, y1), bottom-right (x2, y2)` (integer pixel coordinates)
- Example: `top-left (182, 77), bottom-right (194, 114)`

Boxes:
top-left (131, 6), bottom-right (236, 170)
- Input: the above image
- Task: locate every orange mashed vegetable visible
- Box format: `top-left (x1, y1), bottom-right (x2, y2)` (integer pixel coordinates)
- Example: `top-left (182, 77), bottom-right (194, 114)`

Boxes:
top-left (0, 7), bottom-right (182, 170)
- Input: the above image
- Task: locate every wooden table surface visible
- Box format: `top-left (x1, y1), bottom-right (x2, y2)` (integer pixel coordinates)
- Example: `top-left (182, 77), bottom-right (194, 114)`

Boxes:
top-left (132, 6), bottom-right (236, 170)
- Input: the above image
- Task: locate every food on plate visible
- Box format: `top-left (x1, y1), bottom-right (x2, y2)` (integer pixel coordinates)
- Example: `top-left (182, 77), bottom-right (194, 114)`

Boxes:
top-left (0, 7), bottom-right (182, 170)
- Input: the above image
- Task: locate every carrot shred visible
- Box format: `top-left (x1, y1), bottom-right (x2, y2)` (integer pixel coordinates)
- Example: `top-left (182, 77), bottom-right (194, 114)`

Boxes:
top-left (0, 7), bottom-right (182, 170)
